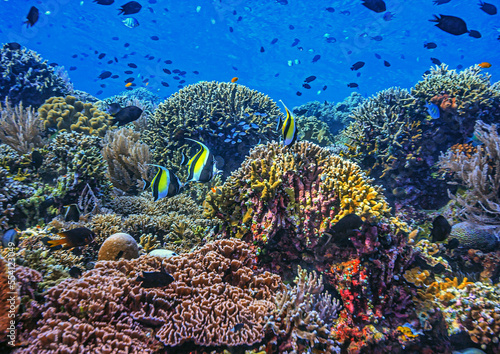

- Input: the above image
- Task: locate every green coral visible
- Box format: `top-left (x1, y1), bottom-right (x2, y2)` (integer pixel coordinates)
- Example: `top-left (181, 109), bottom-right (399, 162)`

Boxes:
top-left (39, 95), bottom-right (113, 137)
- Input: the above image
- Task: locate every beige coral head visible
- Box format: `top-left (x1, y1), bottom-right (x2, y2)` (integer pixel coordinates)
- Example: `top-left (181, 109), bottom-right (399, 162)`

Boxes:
top-left (98, 232), bottom-right (139, 261)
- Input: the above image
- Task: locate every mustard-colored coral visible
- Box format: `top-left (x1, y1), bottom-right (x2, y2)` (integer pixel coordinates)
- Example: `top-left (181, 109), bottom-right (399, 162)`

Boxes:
top-left (39, 95), bottom-right (113, 137)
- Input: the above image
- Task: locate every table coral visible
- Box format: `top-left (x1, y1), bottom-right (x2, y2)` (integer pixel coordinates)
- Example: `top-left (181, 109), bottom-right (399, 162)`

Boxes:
top-left (0, 44), bottom-right (71, 108)
top-left (14, 239), bottom-right (283, 353)
top-left (39, 95), bottom-right (113, 137)
top-left (143, 81), bottom-right (281, 175)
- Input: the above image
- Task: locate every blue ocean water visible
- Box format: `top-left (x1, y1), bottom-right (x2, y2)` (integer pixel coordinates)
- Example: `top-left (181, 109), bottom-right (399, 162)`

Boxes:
top-left (0, 0), bottom-right (498, 106)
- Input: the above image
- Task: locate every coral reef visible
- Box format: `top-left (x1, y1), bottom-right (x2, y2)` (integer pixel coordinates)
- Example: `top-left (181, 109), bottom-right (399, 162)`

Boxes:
top-left (293, 92), bottom-right (365, 136)
top-left (143, 81), bottom-right (281, 175)
top-left (265, 266), bottom-right (341, 353)
top-left (102, 127), bottom-right (151, 192)
top-left (98, 232), bottom-right (139, 261)
top-left (39, 96), bottom-right (113, 137)
top-left (448, 221), bottom-right (499, 252)
top-left (204, 141), bottom-right (391, 274)
top-left (0, 99), bottom-right (44, 155)
top-left (14, 239), bottom-right (283, 353)
top-left (294, 115), bottom-right (334, 146)
top-left (438, 120), bottom-right (500, 226)
top-left (0, 44), bottom-right (71, 108)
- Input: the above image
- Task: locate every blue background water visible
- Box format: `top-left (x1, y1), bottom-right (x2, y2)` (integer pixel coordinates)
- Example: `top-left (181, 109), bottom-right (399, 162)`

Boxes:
top-left (0, 0), bottom-right (498, 107)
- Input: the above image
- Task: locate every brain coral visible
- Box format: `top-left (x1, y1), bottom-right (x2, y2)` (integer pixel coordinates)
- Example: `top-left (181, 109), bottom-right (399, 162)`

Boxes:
top-left (204, 141), bottom-right (391, 273)
top-left (143, 81), bottom-right (281, 174)
top-left (14, 239), bottom-right (283, 353)
top-left (0, 43), bottom-right (71, 108)
top-left (39, 95), bottom-right (113, 137)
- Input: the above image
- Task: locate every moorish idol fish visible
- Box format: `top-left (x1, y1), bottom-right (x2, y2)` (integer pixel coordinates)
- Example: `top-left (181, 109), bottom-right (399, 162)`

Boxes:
top-left (279, 100), bottom-right (298, 146)
top-left (147, 164), bottom-right (183, 201)
top-left (185, 138), bottom-right (217, 183)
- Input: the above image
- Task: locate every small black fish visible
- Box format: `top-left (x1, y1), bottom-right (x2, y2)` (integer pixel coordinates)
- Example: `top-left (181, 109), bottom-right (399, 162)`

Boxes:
top-left (125, 77), bottom-right (135, 83)
top-left (383, 60), bottom-right (391, 67)
top-left (94, 0), bottom-right (114, 4)
top-left (128, 63), bottom-right (138, 68)
top-left (445, 238), bottom-right (460, 250)
top-left (361, 0), bottom-right (386, 13)
top-left (98, 71), bottom-right (112, 79)
top-left (6, 42), bottom-right (21, 50)
top-left (31, 150), bottom-right (43, 170)
top-left (107, 60), bottom-right (113, 64)
top-left (1, 229), bottom-right (18, 248)
top-left (304, 75), bottom-right (316, 83)
top-left (468, 30), bottom-right (481, 38)
top-left (430, 215), bottom-right (452, 242)
top-left (163, 68), bottom-right (171, 74)
top-left (326, 7), bottom-right (335, 12)
top-left (260, 46), bottom-right (265, 52)
top-left (112, 106), bottom-right (143, 126)
top-left (64, 204), bottom-right (80, 222)
top-left (115, 250), bottom-right (124, 260)
top-left (375, 53), bottom-right (381, 59)
top-left (271, 38), bottom-right (278, 44)
top-left (430, 14), bottom-right (468, 35)
top-left (312, 54), bottom-right (321, 63)
top-left (291, 38), bottom-right (300, 47)
top-left (118, 1), bottom-right (142, 15)
top-left (322, 85), bottom-right (327, 91)
top-left (289, 25), bottom-right (294, 29)
top-left (69, 66), bottom-right (76, 71)
top-left (107, 103), bottom-right (122, 115)
top-left (431, 57), bottom-right (442, 65)
top-left (433, 0), bottom-right (450, 4)
top-left (151, 35), bottom-right (159, 41)
top-left (111, 75), bottom-right (119, 79)
top-left (24, 6), bottom-right (39, 27)
top-left (277, 0), bottom-right (288, 4)
top-left (124, 70), bottom-right (133, 74)
top-left (347, 82), bottom-right (359, 88)
top-left (231, 323), bottom-right (245, 332)
top-left (479, 1), bottom-right (497, 15)
top-left (229, 27), bottom-right (233, 32)
top-left (371, 35), bottom-right (383, 41)
top-left (42, 227), bottom-right (96, 250)
top-left (351, 61), bottom-right (365, 70)
top-left (296, 91), bottom-right (302, 96)
top-left (69, 266), bottom-right (83, 278)
top-left (98, 53), bottom-right (106, 59)
top-left (136, 267), bottom-right (174, 288)
top-left (329, 214), bottom-right (363, 235)
top-left (161, 81), bottom-right (169, 87)
top-left (424, 42), bottom-right (437, 49)
top-left (96, 90), bottom-right (103, 95)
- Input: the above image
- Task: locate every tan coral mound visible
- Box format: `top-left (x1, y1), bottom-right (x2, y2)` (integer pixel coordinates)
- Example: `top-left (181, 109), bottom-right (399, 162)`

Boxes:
top-left (15, 239), bottom-right (283, 353)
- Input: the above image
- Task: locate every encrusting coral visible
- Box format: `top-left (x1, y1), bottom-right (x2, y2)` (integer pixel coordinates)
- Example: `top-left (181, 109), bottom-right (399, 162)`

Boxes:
top-left (143, 81), bottom-right (281, 174)
top-left (438, 120), bottom-right (500, 226)
top-left (0, 99), bottom-right (44, 155)
top-left (102, 127), bottom-right (151, 192)
top-left (39, 95), bottom-right (113, 137)
top-left (13, 239), bottom-right (283, 353)
top-left (0, 43), bottom-right (71, 108)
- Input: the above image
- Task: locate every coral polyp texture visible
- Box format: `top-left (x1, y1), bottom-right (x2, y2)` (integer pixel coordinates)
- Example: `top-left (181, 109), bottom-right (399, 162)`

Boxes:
top-left (0, 44), bottom-right (71, 108)
top-left (13, 239), bottom-right (283, 353)
top-left (39, 95), bottom-right (113, 137)
top-left (143, 81), bottom-right (281, 174)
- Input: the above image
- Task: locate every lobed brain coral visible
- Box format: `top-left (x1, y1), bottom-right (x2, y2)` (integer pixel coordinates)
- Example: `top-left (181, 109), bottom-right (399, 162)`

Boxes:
top-left (143, 81), bottom-right (281, 174)
top-left (39, 95), bottom-right (113, 137)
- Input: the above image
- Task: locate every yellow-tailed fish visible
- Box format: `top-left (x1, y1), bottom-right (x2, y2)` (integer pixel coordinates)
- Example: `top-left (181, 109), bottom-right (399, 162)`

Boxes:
top-left (186, 138), bottom-right (216, 183)
top-left (148, 164), bottom-right (183, 201)
top-left (279, 100), bottom-right (298, 146)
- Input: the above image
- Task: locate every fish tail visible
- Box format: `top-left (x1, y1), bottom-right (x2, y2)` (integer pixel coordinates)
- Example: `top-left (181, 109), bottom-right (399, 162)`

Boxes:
top-left (41, 237), bottom-right (67, 249)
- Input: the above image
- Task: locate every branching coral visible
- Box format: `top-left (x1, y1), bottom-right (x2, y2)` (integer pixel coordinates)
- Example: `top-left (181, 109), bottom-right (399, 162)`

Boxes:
top-left (102, 127), bottom-right (151, 192)
top-left (265, 266), bottom-right (341, 353)
top-left (294, 115), bottom-right (334, 146)
top-left (0, 43), bottom-right (71, 108)
top-left (0, 99), bottom-right (44, 155)
top-left (39, 95), bottom-right (113, 137)
top-left (204, 141), bottom-right (391, 260)
top-left (438, 120), bottom-right (500, 225)
top-left (143, 81), bottom-right (281, 175)
top-left (14, 239), bottom-right (283, 353)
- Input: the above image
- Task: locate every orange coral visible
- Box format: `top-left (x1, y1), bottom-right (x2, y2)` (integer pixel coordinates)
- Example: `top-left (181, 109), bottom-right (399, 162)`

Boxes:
top-left (449, 143), bottom-right (477, 158)
top-left (430, 93), bottom-right (458, 114)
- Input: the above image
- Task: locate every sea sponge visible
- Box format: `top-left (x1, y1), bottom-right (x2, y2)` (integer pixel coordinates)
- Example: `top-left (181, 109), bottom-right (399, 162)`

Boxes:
top-left (98, 232), bottom-right (139, 261)
top-left (39, 95), bottom-right (113, 137)
top-left (143, 81), bottom-right (282, 175)
top-left (0, 43), bottom-right (71, 108)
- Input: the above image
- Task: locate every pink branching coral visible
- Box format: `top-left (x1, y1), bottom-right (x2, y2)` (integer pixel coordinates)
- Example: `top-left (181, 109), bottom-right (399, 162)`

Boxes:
top-left (14, 239), bottom-right (283, 353)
